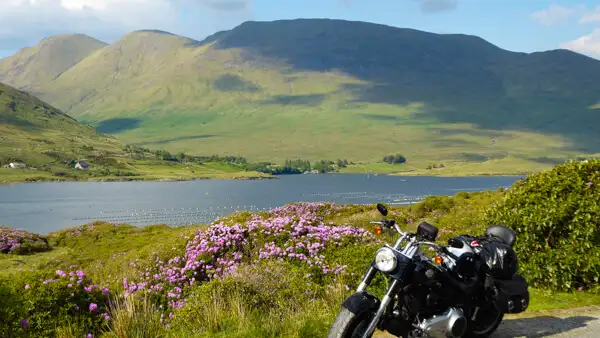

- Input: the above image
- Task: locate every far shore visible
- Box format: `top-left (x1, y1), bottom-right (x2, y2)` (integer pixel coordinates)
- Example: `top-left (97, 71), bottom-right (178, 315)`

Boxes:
top-left (0, 169), bottom-right (528, 185)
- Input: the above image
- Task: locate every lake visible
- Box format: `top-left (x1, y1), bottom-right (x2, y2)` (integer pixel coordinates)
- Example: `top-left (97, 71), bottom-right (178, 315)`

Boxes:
top-left (0, 174), bottom-right (522, 234)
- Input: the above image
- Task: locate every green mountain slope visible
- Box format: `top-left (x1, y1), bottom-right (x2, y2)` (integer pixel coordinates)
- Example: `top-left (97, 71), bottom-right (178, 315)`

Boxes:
top-left (0, 82), bottom-right (267, 182)
top-left (0, 34), bottom-right (107, 89)
top-left (2, 19), bottom-right (600, 173)
top-left (0, 81), bottom-right (123, 167)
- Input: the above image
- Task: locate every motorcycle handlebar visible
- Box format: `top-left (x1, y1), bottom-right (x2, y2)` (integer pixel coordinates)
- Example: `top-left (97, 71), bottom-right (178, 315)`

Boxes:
top-left (370, 220), bottom-right (410, 238)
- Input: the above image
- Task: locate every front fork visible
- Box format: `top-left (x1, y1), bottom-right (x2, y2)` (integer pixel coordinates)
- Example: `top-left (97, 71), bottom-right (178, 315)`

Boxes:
top-left (356, 266), bottom-right (402, 338)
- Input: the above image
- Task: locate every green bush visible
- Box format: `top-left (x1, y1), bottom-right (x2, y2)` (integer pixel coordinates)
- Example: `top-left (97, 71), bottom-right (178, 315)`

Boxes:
top-left (8, 270), bottom-right (111, 337)
top-left (0, 278), bottom-right (23, 338)
top-left (410, 196), bottom-right (456, 219)
top-left (484, 159), bottom-right (600, 291)
top-left (172, 261), bottom-right (340, 337)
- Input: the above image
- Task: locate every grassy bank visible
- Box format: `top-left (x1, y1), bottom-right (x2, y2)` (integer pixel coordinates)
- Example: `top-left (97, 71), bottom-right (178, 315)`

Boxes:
top-left (337, 156), bottom-right (570, 176)
top-left (0, 158), bottom-right (273, 184)
top-left (1, 159), bottom-right (599, 338)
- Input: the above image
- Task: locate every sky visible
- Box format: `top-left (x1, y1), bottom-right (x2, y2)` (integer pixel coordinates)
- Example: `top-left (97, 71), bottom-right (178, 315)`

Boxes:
top-left (1, 0), bottom-right (600, 59)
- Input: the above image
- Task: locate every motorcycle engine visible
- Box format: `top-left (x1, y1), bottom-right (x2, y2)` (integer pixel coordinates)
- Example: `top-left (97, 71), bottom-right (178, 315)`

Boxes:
top-left (409, 307), bottom-right (467, 338)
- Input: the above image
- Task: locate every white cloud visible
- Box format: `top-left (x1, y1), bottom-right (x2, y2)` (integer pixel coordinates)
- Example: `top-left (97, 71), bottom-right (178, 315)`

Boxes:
top-left (530, 4), bottom-right (586, 26)
top-left (579, 6), bottom-right (600, 24)
top-left (415, 0), bottom-right (457, 14)
top-left (0, 0), bottom-right (252, 54)
top-left (560, 28), bottom-right (600, 58)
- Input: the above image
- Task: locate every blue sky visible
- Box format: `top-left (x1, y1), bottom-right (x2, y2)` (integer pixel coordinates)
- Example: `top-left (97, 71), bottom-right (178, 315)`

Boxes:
top-left (1, 0), bottom-right (600, 59)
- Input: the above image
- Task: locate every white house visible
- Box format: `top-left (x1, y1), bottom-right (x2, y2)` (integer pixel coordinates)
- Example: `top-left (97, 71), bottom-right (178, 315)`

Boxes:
top-left (75, 161), bottom-right (89, 170)
top-left (6, 162), bottom-right (26, 169)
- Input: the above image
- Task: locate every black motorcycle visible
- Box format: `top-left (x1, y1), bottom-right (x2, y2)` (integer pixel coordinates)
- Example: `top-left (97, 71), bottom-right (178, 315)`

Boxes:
top-left (328, 203), bottom-right (529, 338)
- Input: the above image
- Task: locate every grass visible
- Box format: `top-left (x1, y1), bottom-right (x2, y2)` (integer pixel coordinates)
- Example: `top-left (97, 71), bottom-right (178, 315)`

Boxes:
top-left (0, 188), bottom-right (598, 337)
top-left (0, 161), bottom-right (270, 184)
top-left (3, 21), bottom-right (600, 175)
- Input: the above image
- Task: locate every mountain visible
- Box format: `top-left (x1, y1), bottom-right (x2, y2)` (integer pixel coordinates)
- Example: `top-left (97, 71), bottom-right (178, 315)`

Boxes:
top-left (0, 34), bottom-right (107, 89)
top-left (2, 19), bottom-right (600, 172)
top-left (0, 81), bottom-right (121, 167)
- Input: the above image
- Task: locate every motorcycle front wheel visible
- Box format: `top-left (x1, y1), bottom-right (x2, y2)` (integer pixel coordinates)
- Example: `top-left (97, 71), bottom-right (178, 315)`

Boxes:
top-left (328, 307), bottom-right (374, 338)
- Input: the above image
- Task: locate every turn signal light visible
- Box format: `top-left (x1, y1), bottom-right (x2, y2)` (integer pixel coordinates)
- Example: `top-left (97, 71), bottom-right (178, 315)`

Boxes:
top-left (434, 256), bottom-right (443, 265)
top-left (375, 226), bottom-right (382, 235)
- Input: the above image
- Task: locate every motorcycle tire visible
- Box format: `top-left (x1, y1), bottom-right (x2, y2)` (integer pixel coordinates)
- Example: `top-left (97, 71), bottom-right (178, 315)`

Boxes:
top-left (328, 307), bottom-right (374, 338)
top-left (464, 308), bottom-right (504, 338)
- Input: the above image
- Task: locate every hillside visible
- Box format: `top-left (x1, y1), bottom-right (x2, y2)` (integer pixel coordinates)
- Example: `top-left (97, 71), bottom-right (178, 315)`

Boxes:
top-left (0, 34), bottom-right (107, 89)
top-left (2, 19), bottom-right (600, 173)
top-left (0, 82), bottom-right (268, 182)
top-left (0, 81), bottom-right (123, 166)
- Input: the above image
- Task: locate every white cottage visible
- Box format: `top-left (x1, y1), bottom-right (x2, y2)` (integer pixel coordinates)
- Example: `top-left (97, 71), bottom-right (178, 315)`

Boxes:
top-left (75, 161), bottom-right (89, 170)
top-left (7, 162), bottom-right (26, 169)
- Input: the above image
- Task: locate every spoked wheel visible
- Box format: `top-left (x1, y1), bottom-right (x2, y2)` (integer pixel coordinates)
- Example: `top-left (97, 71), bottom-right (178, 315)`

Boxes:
top-left (328, 307), bottom-right (375, 338)
top-left (465, 304), bottom-right (504, 338)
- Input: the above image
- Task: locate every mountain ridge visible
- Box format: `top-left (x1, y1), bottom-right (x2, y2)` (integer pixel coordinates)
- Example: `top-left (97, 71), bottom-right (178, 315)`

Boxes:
top-left (0, 34), bottom-right (107, 90)
top-left (1, 18), bottom-right (599, 172)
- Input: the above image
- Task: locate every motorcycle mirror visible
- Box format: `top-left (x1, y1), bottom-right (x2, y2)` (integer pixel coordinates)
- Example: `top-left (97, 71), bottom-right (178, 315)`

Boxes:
top-left (376, 203), bottom-right (388, 217)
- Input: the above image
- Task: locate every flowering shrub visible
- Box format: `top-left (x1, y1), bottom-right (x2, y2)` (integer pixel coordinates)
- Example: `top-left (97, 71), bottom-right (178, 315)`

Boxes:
top-left (122, 202), bottom-right (374, 315)
top-left (485, 159), bottom-right (600, 291)
top-left (0, 227), bottom-right (50, 254)
top-left (16, 268), bottom-right (111, 337)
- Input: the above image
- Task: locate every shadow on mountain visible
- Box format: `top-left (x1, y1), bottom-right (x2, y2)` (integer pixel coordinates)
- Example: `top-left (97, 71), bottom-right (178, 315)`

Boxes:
top-left (141, 134), bottom-right (216, 145)
top-left (96, 118), bottom-right (142, 134)
top-left (0, 115), bottom-right (38, 130)
top-left (430, 128), bottom-right (505, 138)
top-left (262, 94), bottom-right (326, 106)
top-left (213, 75), bottom-right (261, 92)
top-left (494, 315), bottom-right (597, 337)
top-left (456, 153), bottom-right (490, 162)
top-left (527, 156), bottom-right (568, 165)
top-left (206, 19), bottom-right (600, 152)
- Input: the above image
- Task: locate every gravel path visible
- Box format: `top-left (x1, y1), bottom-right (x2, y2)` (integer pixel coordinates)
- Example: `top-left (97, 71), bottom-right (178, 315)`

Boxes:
top-left (373, 306), bottom-right (600, 338)
top-left (493, 306), bottom-right (600, 338)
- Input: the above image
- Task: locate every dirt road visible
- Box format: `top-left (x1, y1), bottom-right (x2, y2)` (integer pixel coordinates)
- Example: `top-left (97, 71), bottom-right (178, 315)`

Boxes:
top-left (374, 306), bottom-right (600, 337)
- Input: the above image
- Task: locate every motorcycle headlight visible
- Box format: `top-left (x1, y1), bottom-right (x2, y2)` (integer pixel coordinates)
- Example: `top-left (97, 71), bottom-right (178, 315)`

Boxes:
top-left (374, 247), bottom-right (397, 272)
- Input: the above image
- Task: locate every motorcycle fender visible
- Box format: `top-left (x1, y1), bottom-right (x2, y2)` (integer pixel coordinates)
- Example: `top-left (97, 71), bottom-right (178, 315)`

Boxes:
top-left (342, 292), bottom-right (381, 315)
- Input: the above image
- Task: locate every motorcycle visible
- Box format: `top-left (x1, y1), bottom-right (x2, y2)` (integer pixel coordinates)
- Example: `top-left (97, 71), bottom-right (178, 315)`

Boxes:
top-left (328, 203), bottom-right (529, 338)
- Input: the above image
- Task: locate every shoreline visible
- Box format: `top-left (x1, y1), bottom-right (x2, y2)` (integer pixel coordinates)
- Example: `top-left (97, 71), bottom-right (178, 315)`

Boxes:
top-left (0, 176), bottom-right (277, 186)
top-left (0, 170), bottom-right (528, 184)
top-left (0, 173), bottom-right (276, 185)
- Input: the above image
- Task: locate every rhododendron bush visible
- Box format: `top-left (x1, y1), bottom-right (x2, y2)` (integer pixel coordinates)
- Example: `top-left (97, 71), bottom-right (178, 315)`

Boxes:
top-left (0, 202), bottom-right (378, 336)
top-left (0, 227), bottom-right (49, 254)
top-left (122, 203), bottom-right (375, 313)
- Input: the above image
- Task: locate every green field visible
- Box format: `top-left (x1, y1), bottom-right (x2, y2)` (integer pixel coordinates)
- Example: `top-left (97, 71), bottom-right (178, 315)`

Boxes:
top-left (1, 19), bottom-right (599, 175)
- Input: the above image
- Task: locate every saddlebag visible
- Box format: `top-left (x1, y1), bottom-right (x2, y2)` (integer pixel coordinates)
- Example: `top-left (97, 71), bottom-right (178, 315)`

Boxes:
top-left (479, 241), bottom-right (518, 279)
top-left (490, 274), bottom-right (529, 314)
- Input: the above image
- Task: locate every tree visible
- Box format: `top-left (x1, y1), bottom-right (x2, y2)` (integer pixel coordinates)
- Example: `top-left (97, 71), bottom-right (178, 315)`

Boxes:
top-left (383, 154), bottom-right (407, 164)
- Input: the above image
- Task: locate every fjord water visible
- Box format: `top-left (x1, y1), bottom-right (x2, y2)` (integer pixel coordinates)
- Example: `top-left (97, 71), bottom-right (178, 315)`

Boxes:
top-left (0, 174), bottom-right (521, 234)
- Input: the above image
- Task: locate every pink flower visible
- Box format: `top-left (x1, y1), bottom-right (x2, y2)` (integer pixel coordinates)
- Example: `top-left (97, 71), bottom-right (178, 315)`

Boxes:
top-left (24, 284), bottom-right (30, 290)
top-left (89, 303), bottom-right (98, 312)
